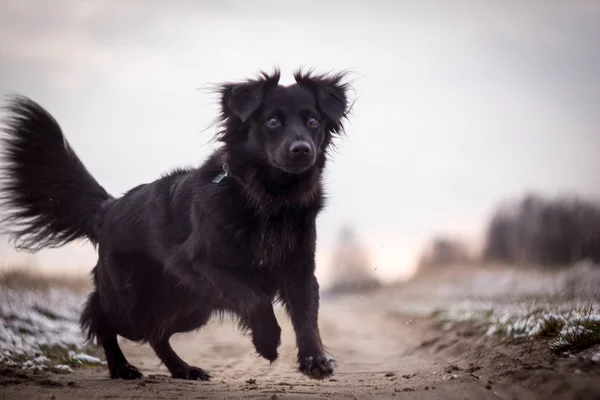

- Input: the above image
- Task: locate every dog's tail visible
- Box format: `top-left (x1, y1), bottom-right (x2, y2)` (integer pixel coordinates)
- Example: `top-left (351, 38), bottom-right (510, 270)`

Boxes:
top-left (0, 95), bottom-right (113, 251)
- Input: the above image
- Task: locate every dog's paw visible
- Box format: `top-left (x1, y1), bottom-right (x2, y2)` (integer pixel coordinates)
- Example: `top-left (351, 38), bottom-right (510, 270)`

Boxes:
top-left (252, 328), bottom-right (281, 362)
top-left (299, 355), bottom-right (336, 380)
top-left (171, 366), bottom-right (211, 381)
top-left (110, 363), bottom-right (143, 380)
top-left (251, 316), bottom-right (282, 363)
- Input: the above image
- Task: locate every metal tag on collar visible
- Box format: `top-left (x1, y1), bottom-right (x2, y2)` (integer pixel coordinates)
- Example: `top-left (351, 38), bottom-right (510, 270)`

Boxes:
top-left (212, 163), bottom-right (228, 184)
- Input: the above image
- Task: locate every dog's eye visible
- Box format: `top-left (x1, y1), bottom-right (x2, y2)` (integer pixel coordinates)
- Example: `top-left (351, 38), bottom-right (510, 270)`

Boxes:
top-left (265, 117), bottom-right (280, 128)
top-left (307, 117), bottom-right (320, 128)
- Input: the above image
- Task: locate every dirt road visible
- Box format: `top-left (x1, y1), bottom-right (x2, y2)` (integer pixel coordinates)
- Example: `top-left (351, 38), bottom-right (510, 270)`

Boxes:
top-left (3, 290), bottom-right (599, 400)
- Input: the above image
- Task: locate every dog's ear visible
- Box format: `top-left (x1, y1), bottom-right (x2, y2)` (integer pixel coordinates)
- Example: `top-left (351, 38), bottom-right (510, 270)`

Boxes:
top-left (314, 81), bottom-right (348, 123)
top-left (223, 82), bottom-right (264, 122)
top-left (294, 70), bottom-right (349, 124)
top-left (220, 70), bottom-right (281, 123)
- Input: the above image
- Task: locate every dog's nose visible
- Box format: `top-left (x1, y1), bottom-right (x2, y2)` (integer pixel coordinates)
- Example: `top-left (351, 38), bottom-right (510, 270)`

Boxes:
top-left (290, 141), bottom-right (312, 156)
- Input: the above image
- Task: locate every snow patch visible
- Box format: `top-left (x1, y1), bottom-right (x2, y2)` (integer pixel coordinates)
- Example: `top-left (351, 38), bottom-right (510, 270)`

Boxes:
top-left (54, 364), bottom-right (74, 372)
top-left (0, 284), bottom-right (93, 369)
top-left (68, 351), bottom-right (102, 364)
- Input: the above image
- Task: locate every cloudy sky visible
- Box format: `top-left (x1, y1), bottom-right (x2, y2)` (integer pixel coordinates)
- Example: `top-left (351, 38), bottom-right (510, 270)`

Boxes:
top-left (0, 0), bottom-right (599, 284)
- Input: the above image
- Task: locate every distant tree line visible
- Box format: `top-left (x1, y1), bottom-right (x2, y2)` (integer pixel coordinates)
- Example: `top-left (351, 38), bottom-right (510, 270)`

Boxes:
top-left (419, 193), bottom-right (600, 269)
top-left (482, 194), bottom-right (600, 266)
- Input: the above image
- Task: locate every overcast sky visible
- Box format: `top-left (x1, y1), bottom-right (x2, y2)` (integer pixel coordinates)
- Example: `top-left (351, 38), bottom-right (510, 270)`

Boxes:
top-left (1, 0), bottom-right (599, 284)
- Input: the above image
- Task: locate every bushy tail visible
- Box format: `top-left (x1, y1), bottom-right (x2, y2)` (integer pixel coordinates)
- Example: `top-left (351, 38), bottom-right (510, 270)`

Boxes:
top-left (0, 95), bottom-right (113, 251)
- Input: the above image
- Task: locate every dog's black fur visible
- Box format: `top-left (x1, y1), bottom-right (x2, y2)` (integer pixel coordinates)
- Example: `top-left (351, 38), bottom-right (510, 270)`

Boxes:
top-left (0, 69), bottom-right (351, 381)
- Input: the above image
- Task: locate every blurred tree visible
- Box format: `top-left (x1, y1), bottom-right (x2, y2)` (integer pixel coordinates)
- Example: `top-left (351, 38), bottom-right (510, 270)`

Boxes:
top-left (328, 225), bottom-right (380, 294)
top-left (418, 236), bottom-right (472, 269)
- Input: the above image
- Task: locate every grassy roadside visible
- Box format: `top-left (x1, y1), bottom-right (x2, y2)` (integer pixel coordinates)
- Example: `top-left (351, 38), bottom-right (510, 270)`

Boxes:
top-left (0, 268), bottom-right (102, 373)
top-left (431, 300), bottom-right (600, 358)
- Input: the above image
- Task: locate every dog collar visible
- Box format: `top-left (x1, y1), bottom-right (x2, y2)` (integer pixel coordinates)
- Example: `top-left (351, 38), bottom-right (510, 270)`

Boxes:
top-left (212, 163), bottom-right (228, 184)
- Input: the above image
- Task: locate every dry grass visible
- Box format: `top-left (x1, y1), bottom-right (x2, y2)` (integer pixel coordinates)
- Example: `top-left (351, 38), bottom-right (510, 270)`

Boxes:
top-left (0, 267), bottom-right (91, 292)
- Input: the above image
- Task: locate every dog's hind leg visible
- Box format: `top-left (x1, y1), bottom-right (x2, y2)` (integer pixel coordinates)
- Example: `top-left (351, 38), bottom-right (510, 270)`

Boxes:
top-left (81, 290), bottom-right (143, 379)
top-left (100, 335), bottom-right (143, 379)
top-left (150, 336), bottom-right (210, 381)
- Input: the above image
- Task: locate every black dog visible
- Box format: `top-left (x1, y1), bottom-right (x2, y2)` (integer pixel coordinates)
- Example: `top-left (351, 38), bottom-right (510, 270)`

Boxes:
top-left (0, 69), bottom-right (351, 381)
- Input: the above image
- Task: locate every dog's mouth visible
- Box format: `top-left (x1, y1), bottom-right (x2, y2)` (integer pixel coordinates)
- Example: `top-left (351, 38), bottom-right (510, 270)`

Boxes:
top-left (275, 162), bottom-right (314, 175)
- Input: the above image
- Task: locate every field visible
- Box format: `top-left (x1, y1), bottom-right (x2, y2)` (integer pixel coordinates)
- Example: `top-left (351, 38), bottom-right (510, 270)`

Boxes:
top-left (1, 264), bottom-right (600, 399)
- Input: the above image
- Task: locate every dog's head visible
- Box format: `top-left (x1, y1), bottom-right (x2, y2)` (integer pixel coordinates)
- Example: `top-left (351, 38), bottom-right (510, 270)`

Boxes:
top-left (215, 69), bottom-right (351, 175)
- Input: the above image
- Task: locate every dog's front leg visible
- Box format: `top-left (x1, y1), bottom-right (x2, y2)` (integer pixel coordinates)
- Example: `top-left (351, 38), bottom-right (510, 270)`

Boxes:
top-left (281, 272), bottom-right (335, 379)
top-left (164, 247), bottom-right (281, 362)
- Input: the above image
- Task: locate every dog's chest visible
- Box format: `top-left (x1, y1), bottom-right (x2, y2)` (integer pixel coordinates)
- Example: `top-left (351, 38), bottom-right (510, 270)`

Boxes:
top-left (249, 214), bottom-right (302, 268)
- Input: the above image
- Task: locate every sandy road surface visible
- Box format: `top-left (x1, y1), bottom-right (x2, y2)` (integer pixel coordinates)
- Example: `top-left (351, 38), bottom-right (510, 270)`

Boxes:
top-left (2, 291), bottom-right (600, 399)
